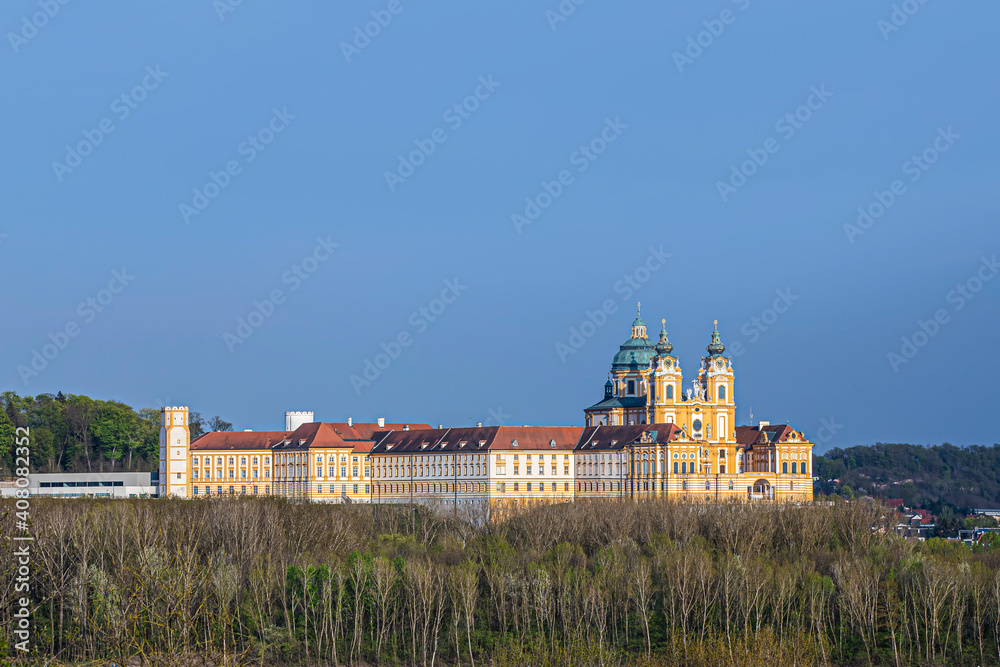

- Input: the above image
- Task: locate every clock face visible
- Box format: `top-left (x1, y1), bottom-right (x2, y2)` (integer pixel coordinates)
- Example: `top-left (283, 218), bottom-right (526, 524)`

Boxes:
top-left (693, 419), bottom-right (703, 432)
top-left (716, 360), bottom-right (724, 369)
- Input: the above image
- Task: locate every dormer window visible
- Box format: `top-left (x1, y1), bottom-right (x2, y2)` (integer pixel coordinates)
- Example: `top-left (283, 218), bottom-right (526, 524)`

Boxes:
top-left (549, 439), bottom-right (556, 448)
top-left (511, 440), bottom-right (518, 447)
top-left (627, 380), bottom-right (635, 395)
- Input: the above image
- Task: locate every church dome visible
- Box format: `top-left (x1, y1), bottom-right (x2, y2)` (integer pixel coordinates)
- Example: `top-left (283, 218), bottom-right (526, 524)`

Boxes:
top-left (612, 336), bottom-right (655, 370)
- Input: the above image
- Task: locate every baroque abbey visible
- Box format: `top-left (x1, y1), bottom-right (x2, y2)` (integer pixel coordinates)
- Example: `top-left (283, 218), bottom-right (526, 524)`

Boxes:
top-left (159, 311), bottom-right (813, 504)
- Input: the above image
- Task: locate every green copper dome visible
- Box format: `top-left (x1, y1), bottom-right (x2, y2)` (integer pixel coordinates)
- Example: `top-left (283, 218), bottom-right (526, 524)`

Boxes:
top-left (612, 336), bottom-right (655, 370)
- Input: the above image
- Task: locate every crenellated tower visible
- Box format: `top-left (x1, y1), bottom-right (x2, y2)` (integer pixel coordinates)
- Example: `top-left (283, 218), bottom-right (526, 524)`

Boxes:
top-left (159, 406), bottom-right (190, 498)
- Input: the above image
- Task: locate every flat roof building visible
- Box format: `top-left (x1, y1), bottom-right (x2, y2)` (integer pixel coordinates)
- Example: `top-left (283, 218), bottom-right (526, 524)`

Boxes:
top-left (0, 472), bottom-right (159, 499)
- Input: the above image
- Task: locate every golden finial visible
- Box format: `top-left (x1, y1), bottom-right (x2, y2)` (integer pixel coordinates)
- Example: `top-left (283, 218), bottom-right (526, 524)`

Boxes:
top-left (637, 301), bottom-right (641, 316)
top-left (661, 318), bottom-right (666, 326)
top-left (714, 319), bottom-right (718, 328)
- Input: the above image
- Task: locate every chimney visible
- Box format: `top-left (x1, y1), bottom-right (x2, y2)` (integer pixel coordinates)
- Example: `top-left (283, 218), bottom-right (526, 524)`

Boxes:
top-left (476, 422), bottom-right (482, 427)
top-left (377, 417), bottom-right (385, 428)
top-left (348, 417), bottom-right (353, 427)
top-left (243, 429), bottom-right (253, 432)
top-left (403, 424), bottom-right (409, 431)
top-left (757, 420), bottom-right (770, 429)
top-left (438, 424), bottom-right (443, 429)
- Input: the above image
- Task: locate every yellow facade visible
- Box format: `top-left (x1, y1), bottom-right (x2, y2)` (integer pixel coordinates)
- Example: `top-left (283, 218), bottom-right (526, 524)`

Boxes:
top-left (583, 310), bottom-right (813, 503)
top-left (165, 310), bottom-right (812, 505)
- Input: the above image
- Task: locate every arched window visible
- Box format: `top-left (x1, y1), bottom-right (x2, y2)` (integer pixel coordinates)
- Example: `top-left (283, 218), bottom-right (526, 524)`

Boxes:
top-left (782, 462), bottom-right (788, 474)
top-left (791, 462), bottom-right (797, 474)
top-left (673, 461), bottom-right (678, 475)
top-left (666, 385), bottom-right (674, 400)
top-left (728, 480), bottom-right (734, 490)
top-left (682, 462), bottom-right (687, 474)
top-left (718, 385), bottom-right (726, 401)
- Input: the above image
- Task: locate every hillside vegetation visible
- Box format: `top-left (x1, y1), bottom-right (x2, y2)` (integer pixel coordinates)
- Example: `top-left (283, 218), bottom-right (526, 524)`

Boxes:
top-left (814, 442), bottom-right (1000, 514)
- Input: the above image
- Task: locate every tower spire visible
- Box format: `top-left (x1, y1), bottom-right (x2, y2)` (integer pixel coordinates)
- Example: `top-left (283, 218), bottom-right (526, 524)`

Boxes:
top-left (655, 318), bottom-right (673, 356)
top-left (707, 320), bottom-right (725, 357)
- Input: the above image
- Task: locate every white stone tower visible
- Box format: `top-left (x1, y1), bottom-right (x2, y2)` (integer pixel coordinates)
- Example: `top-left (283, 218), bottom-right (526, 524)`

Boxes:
top-left (159, 406), bottom-right (190, 498)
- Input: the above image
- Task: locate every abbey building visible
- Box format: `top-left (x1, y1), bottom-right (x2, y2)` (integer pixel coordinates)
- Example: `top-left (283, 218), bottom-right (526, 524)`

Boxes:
top-left (159, 311), bottom-right (813, 504)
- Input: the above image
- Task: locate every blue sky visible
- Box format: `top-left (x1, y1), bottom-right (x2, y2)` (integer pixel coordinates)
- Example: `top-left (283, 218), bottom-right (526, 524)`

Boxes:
top-left (2, 0), bottom-right (997, 451)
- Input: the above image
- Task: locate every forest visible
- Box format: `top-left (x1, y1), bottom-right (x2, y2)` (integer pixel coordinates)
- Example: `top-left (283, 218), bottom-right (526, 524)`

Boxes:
top-left (0, 391), bottom-right (230, 476)
top-left (2, 497), bottom-right (999, 666)
top-left (813, 443), bottom-right (1000, 515)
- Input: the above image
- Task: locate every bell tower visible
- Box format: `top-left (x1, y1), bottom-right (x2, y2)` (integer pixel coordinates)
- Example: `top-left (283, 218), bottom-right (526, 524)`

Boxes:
top-left (698, 321), bottom-right (736, 443)
top-left (649, 319), bottom-right (683, 425)
top-left (159, 406), bottom-right (190, 498)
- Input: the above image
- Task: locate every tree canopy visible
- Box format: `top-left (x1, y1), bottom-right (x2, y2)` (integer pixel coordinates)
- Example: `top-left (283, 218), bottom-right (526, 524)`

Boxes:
top-left (0, 391), bottom-right (232, 475)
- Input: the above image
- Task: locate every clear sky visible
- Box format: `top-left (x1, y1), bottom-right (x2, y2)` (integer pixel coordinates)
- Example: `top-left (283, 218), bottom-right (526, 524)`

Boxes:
top-left (2, 0), bottom-right (997, 451)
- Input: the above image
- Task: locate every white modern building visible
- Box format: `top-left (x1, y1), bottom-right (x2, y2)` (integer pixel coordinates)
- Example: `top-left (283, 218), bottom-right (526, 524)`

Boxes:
top-left (3, 472), bottom-right (159, 498)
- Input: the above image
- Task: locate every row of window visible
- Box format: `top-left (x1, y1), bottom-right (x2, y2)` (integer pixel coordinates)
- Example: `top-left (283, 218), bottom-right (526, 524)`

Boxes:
top-left (192, 485), bottom-right (269, 495)
top-left (193, 469), bottom-right (270, 480)
top-left (193, 455), bottom-right (270, 467)
top-left (316, 484), bottom-right (370, 494)
top-left (614, 380), bottom-right (729, 401)
top-left (39, 481), bottom-right (125, 488)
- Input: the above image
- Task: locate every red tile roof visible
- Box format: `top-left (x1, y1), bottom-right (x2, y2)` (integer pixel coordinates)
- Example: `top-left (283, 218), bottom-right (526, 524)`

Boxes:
top-left (190, 430), bottom-right (289, 451)
top-left (370, 427), bottom-right (499, 454)
top-left (735, 423), bottom-right (804, 447)
top-left (327, 422), bottom-right (433, 440)
top-left (274, 422), bottom-right (351, 450)
top-left (370, 426), bottom-right (586, 454)
top-left (575, 424), bottom-right (681, 451)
